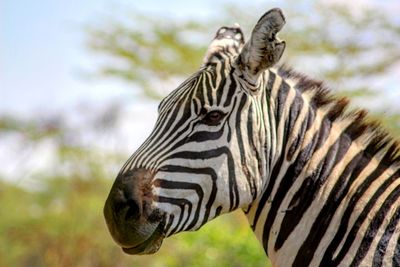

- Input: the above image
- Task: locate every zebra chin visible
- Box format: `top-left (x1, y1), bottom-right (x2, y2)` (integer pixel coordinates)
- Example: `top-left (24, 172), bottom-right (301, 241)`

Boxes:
top-left (120, 220), bottom-right (165, 255)
top-left (104, 168), bottom-right (166, 255)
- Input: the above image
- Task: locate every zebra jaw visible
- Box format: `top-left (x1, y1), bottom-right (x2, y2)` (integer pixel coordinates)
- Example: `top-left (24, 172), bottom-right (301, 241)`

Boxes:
top-left (121, 220), bottom-right (166, 255)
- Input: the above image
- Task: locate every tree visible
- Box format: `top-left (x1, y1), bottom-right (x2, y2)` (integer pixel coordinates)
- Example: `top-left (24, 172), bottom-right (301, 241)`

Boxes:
top-left (87, 2), bottom-right (400, 104)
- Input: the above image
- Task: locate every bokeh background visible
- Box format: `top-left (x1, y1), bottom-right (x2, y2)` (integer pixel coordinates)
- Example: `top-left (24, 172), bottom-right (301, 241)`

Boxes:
top-left (1, 0), bottom-right (400, 266)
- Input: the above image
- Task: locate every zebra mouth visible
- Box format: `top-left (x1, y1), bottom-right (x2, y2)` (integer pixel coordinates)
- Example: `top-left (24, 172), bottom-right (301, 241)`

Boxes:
top-left (121, 220), bottom-right (165, 255)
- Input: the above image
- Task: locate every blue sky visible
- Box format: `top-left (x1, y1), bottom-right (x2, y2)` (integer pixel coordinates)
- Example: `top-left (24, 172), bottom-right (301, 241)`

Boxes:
top-left (1, 0), bottom-right (248, 115)
top-left (2, 0), bottom-right (116, 113)
top-left (1, 0), bottom-right (399, 116)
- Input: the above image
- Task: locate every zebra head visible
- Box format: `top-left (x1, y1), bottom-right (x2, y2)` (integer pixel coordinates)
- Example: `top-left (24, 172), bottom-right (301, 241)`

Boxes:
top-left (104, 8), bottom-right (286, 255)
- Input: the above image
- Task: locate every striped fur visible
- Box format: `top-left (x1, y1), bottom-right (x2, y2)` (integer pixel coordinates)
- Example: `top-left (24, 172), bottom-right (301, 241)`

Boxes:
top-left (117, 10), bottom-right (400, 266)
top-left (246, 66), bottom-right (400, 266)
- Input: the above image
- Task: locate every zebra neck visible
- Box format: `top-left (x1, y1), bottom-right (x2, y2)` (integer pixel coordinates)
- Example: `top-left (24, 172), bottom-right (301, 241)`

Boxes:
top-left (246, 68), bottom-right (374, 258)
top-left (244, 68), bottom-right (400, 266)
top-left (245, 69), bottom-right (315, 254)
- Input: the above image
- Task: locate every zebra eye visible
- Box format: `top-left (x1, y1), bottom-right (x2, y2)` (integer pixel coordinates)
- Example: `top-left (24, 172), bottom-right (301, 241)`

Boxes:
top-left (201, 110), bottom-right (226, 126)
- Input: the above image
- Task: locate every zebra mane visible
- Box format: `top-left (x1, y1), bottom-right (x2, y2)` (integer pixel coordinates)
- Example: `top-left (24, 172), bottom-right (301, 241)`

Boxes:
top-left (276, 65), bottom-right (400, 167)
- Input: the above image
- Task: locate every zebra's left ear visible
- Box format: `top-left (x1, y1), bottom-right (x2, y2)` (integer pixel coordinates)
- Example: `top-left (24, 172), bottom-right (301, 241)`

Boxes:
top-left (203, 25), bottom-right (245, 66)
top-left (236, 8), bottom-right (286, 84)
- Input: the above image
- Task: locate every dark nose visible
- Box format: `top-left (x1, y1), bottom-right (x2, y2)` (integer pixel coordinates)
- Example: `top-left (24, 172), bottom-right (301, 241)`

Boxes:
top-left (107, 170), bottom-right (143, 221)
top-left (110, 172), bottom-right (143, 221)
top-left (104, 168), bottom-right (155, 247)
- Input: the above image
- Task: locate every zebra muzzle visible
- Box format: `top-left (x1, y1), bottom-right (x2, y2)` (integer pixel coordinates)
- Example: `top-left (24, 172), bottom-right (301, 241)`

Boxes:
top-left (104, 168), bottom-right (165, 254)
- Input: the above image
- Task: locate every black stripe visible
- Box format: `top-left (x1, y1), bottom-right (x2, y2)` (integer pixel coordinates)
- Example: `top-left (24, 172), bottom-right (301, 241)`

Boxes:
top-left (247, 103), bottom-right (261, 199)
top-left (223, 71), bottom-right (238, 107)
top-left (393, 235), bottom-right (400, 267)
top-left (350, 184), bottom-right (400, 267)
top-left (226, 96), bottom-right (237, 143)
top-left (210, 66), bottom-right (218, 89)
top-left (154, 179), bottom-right (204, 230)
top-left (205, 73), bottom-right (214, 104)
top-left (215, 206), bottom-right (223, 217)
top-left (157, 196), bottom-right (192, 235)
top-left (275, 132), bottom-right (354, 250)
top-left (185, 128), bottom-right (225, 143)
top-left (266, 70), bottom-right (276, 92)
top-left (195, 74), bottom-right (207, 109)
top-left (167, 147), bottom-right (239, 211)
top-left (313, 116), bottom-right (332, 151)
top-left (216, 67), bottom-right (226, 106)
top-left (265, 72), bottom-right (277, 169)
top-left (292, 149), bottom-right (367, 266)
top-left (285, 91), bottom-right (303, 139)
top-left (165, 214), bottom-right (175, 237)
top-left (284, 91), bottom-right (303, 162)
top-left (286, 106), bottom-right (312, 162)
top-left (158, 165), bottom-right (218, 226)
top-left (373, 206), bottom-right (400, 266)
top-left (275, 80), bottom-right (290, 126)
top-left (236, 95), bottom-right (255, 198)
top-left (193, 98), bottom-right (199, 114)
top-left (324, 169), bottom-right (399, 265)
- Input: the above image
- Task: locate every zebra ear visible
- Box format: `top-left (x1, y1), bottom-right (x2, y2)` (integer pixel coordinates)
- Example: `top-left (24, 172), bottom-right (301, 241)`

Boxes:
top-left (236, 8), bottom-right (286, 84)
top-left (202, 25), bottom-right (245, 66)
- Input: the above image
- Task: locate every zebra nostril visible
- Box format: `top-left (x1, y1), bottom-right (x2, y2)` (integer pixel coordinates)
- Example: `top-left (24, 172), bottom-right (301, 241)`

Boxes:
top-left (125, 198), bottom-right (142, 221)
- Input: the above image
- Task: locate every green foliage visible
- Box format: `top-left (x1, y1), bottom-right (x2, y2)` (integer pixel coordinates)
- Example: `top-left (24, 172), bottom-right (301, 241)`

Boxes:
top-left (87, 16), bottom-right (209, 99)
top-left (283, 3), bottom-right (400, 94)
top-left (87, 2), bottom-right (400, 101)
top-left (0, 177), bottom-right (269, 267)
top-left (369, 113), bottom-right (400, 137)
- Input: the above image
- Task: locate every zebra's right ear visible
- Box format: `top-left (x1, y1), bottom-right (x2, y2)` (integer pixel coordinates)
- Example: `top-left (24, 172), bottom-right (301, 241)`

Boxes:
top-left (236, 8), bottom-right (286, 84)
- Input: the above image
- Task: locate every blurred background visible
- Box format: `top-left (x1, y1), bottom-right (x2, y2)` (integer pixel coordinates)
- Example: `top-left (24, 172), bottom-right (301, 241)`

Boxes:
top-left (1, 0), bottom-right (400, 266)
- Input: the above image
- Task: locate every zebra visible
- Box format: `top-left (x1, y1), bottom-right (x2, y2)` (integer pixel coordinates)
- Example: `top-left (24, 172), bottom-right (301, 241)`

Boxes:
top-left (104, 8), bottom-right (400, 267)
